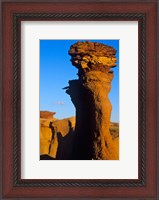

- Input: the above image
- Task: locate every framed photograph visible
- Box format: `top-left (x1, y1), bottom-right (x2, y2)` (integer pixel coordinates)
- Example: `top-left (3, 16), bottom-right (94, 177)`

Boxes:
top-left (1, 0), bottom-right (159, 199)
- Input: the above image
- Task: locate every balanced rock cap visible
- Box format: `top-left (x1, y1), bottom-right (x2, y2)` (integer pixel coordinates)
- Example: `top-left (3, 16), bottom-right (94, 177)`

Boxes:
top-left (68, 41), bottom-right (117, 73)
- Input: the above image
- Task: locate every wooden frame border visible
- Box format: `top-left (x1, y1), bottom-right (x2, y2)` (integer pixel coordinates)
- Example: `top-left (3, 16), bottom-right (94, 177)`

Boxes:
top-left (1, 1), bottom-right (158, 199)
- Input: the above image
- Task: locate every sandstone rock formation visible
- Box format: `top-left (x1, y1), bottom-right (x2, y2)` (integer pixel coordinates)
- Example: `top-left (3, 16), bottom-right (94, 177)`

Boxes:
top-left (40, 111), bottom-right (56, 157)
top-left (40, 111), bottom-right (75, 159)
top-left (40, 110), bottom-right (119, 160)
top-left (40, 110), bottom-right (118, 160)
top-left (49, 117), bottom-right (75, 159)
top-left (66, 41), bottom-right (119, 160)
top-left (69, 41), bottom-right (116, 76)
top-left (40, 111), bottom-right (56, 119)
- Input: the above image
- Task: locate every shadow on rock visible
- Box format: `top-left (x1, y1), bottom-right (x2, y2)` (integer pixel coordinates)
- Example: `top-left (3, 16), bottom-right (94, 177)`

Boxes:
top-left (40, 154), bottom-right (55, 160)
top-left (56, 121), bottom-right (75, 160)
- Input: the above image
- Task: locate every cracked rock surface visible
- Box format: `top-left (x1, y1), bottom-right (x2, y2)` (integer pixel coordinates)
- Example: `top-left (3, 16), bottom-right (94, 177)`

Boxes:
top-left (67, 41), bottom-right (119, 160)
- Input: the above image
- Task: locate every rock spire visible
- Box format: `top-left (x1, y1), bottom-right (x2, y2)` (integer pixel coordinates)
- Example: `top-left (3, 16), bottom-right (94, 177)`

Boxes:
top-left (66, 41), bottom-right (118, 160)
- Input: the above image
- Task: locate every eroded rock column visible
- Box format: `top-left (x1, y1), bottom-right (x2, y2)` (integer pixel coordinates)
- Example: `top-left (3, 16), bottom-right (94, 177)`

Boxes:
top-left (66, 41), bottom-right (118, 160)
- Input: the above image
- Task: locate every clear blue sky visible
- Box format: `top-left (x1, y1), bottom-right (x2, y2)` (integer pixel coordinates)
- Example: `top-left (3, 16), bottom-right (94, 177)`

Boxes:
top-left (40, 40), bottom-right (119, 122)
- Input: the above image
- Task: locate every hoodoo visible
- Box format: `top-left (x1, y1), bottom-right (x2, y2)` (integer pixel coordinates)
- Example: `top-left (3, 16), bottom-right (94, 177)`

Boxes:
top-left (66, 41), bottom-right (119, 160)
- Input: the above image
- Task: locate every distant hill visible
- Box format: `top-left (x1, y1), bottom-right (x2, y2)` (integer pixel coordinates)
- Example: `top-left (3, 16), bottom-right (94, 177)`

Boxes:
top-left (110, 122), bottom-right (119, 139)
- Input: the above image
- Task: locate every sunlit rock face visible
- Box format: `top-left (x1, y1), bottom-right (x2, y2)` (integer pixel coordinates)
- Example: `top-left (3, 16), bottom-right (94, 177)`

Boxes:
top-left (40, 112), bottom-right (75, 159)
top-left (67, 41), bottom-right (119, 160)
top-left (40, 111), bottom-right (56, 157)
top-left (40, 111), bottom-right (56, 119)
top-left (49, 117), bottom-right (75, 160)
top-left (69, 41), bottom-right (117, 76)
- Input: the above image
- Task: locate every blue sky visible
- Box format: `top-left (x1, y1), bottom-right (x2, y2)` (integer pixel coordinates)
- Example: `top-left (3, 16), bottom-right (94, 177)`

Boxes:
top-left (40, 40), bottom-right (119, 122)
